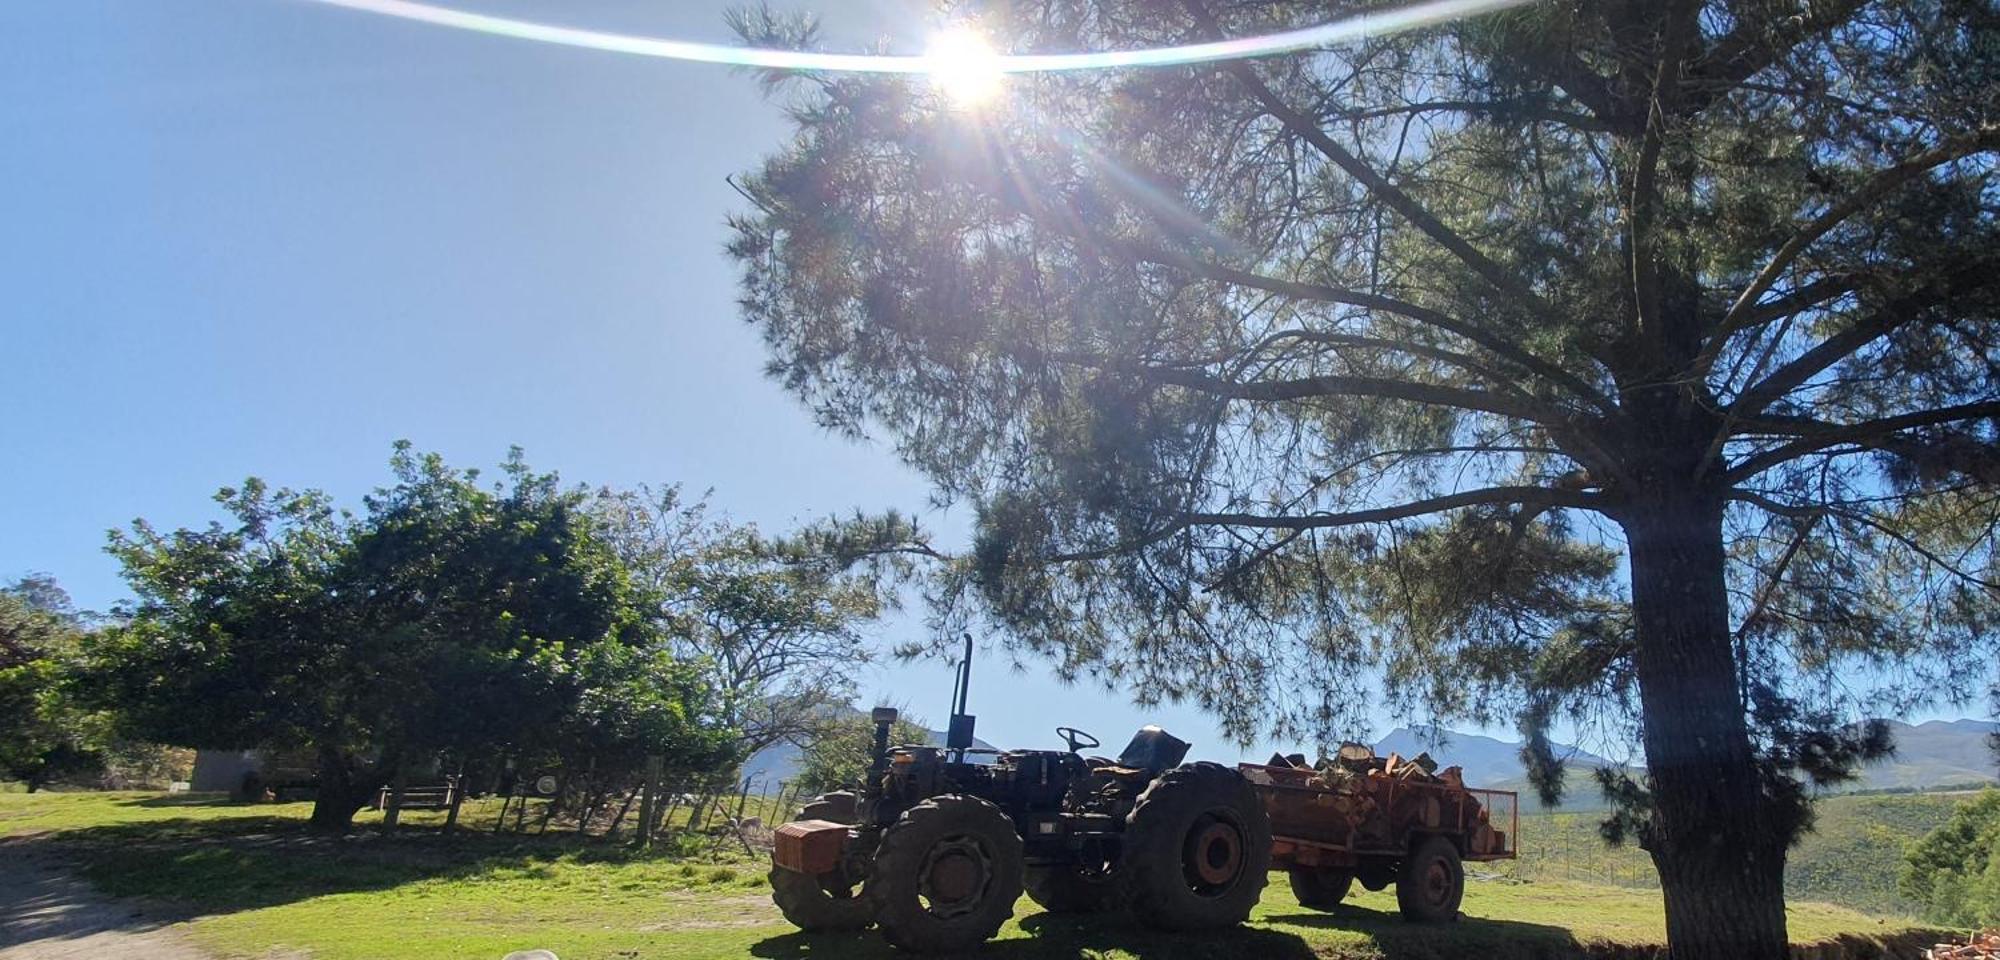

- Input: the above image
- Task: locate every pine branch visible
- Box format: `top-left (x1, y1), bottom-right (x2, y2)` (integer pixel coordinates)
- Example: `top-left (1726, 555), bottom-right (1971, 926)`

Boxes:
top-left (1126, 245), bottom-right (1616, 413)
top-left (1181, 485), bottom-right (1608, 529)
top-left (1725, 401), bottom-right (2000, 482)
top-left (1181, 1), bottom-right (1578, 349)
top-left (1699, 127), bottom-right (2000, 379)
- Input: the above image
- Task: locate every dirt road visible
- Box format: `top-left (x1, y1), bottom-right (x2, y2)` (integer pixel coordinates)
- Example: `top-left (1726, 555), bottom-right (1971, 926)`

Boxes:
top-left (0, 841), bottom-right (209, 960)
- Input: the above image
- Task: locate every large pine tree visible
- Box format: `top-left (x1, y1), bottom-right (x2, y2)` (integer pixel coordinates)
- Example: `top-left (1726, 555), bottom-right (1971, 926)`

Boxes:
top-left (728, 2), bottom-right (2000, 956)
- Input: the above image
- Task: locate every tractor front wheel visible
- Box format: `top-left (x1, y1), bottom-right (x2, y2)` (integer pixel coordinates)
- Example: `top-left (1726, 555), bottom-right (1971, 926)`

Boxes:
top-left (769, 792), bottom-right (870, 932)
top-left (1118, 761), bottom-right (1271, 931)
top-left (865, 795), bottom-right (1024, 953)
top-left (770, 865), bottom-right (872, 932)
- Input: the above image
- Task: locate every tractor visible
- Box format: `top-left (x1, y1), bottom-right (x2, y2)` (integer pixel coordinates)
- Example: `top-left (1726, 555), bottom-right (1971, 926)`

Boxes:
top-left (768, 638), bottom-right (1271, 953)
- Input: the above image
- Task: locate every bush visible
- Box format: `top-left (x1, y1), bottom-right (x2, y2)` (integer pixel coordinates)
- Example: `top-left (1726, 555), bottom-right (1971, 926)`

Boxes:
top-left (1901, 788), bottom-right (2000, 926)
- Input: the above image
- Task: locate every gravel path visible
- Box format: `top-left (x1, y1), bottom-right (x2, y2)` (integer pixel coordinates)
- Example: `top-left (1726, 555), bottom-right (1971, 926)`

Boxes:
top-left (0, 842), bottom-right (210, 960)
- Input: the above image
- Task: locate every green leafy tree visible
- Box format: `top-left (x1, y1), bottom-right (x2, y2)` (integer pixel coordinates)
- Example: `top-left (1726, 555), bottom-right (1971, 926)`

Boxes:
top-left (728, 3), bottom-right (1998, 956)
top-left (0, 576), bottom-right (103, 790)
top-left (792, 709), bottom-right (933, 797)
top-left (596, 485), bottom-right (935, 759)
top-left (1902, 789), bottom-right (2000, 926)
top-left (92, 445), bottom-right (733, 830)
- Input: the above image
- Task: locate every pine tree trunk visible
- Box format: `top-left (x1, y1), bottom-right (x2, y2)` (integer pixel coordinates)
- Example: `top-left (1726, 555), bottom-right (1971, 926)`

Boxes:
top-left (1623, 495), bottom-right (1788, 960)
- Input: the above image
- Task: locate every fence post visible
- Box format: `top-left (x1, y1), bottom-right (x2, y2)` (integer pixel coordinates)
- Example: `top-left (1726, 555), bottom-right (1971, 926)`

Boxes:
top-left (383, 765), bottom-right (409, 830)
top-left (444, 762), bottom-right (467, 833)
top-left (637, 755), bottom-right (662, 850)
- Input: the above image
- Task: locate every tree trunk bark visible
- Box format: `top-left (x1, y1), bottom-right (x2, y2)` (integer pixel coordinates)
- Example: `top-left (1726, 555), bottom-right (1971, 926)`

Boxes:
top-left (1623, 495), bottom-right (1788, 960)
top-left (308, 745), bottom-right (375, 834)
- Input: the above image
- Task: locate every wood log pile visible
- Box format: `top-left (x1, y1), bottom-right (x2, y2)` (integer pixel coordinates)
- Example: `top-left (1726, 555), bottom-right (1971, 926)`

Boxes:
top-left (1261, 743), bottom-right (1509, 857)
top-left (1926, 930), bottom-right (2000, 959)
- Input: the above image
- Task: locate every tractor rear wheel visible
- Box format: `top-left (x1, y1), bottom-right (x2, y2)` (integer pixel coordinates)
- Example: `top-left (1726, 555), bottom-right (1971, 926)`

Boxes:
top-left (769, 793), bottom-right (870, 932)
top-left (1288, 867), bottom-right (1353, 910)
top-left (865, 795), bottom-right (1024, 953)
top-left (1024, 861), bottom-right (1119, 913)
top-left (1395, 835), bottom-right (1464, 922)
top-left (1118, 761), bottom-right (1271, 931)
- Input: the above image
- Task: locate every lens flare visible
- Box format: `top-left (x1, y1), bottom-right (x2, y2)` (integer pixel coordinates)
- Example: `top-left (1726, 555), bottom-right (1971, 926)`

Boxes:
top-left (297, 0), bottom-right (1532, 74)
top-left (925, 27), bottom-right (1006, 106)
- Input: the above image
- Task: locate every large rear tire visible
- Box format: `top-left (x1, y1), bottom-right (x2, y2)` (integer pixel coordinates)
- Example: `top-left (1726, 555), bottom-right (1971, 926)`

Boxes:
top-left (1118, 761), bottom-right (1271, 931)
top-left (1395, 835), bottom-right (1464, 922)
top-left (866, 795), bottom-right (1024, 953)
top-left (1288, 867), bottom-right (1353, 911)
top-left (769, 792), bottom-right (870, 932)
top-left (1024, 862), bottom-right (1119, 913)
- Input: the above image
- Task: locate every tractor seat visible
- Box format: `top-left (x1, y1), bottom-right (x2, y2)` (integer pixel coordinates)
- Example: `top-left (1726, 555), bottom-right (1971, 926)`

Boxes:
top-left (1115, 725), bottom-right (1192, 774)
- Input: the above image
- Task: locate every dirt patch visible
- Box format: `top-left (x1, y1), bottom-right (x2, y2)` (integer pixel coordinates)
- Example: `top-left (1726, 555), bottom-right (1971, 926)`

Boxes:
top-left (0, 841), bottom-right (210, 960)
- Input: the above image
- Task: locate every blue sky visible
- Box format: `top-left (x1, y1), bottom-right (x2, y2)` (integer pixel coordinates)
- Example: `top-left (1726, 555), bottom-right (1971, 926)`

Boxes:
top-left (2, 0), bottom-right (1365, 763)
top-left (15, 1), bottom-right (1944, 768)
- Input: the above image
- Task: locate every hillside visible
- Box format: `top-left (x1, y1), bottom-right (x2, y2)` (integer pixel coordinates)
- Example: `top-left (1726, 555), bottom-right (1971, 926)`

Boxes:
top-left (1380, 719), bottom-right (1995, 812)
top-left (1373, 725), bottom-right (1613, 788)
top-left (1506, 788), bottom-right (1991, 916)
top-left (1855, 719), bottom-right (2000, 790)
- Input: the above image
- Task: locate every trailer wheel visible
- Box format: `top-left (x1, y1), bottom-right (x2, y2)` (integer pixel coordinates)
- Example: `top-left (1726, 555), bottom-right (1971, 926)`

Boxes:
top-left (1024, 862), bottom-right (1119, 913)
top-left (866, 795), bottom-right (1024, 953)
top-left (1395, 835), bottom-right (1464, 922)
top-left (1288, 867), bottom-right (1353, 910)
top-left (769, 793), bottom-right (870, 932)
top-left (1119, 761), bottom-right (1271, 931)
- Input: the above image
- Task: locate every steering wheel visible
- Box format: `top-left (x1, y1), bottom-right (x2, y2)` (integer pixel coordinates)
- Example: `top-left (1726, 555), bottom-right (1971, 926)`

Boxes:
top-left (1056, 727), bottom-right (1101, 753)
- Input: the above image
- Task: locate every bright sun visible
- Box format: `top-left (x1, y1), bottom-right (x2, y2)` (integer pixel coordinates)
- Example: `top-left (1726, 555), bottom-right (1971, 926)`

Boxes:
top-left (923, 26), bottom-right (1006, 107)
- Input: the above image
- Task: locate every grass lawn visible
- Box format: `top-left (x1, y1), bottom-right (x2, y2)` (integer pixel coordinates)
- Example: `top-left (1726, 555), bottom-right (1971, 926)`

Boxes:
top-left (0, 791), bottom-right (1947, 960)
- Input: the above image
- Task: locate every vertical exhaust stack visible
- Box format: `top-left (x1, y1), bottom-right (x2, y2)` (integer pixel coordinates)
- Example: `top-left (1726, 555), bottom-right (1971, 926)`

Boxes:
top-left (864, 706), bottom-right (899, 803)
top-left (945, 632), bottom-right (976, 763)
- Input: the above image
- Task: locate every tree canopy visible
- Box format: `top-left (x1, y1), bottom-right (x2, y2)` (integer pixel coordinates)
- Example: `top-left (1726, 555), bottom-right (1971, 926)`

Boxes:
top-left (0, 576), bottom-right (104, 790)
top-left (1902, 788), bottom-right (2000, 927)
top-left (727, 2), bottom-right (1999, 956)
top-left (91, 444), bottom-right (736, 829)
top-left (595, 485), bottom-right (933, 761)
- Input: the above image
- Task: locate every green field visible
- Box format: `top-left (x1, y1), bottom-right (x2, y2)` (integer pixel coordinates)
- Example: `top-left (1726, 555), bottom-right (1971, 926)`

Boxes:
top-left (1501, 789), bottom-right (1989, 916)
top-left (0, 790), bottom-right (1953, 960)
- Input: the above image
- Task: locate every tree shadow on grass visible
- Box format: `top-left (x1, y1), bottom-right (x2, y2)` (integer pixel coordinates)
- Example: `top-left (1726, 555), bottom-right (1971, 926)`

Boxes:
top-left (749, 916), bottom-right (1320, 960)
top-left (117, 792), bottom-right (239, 808)
top-left (11, 802), bottom-right (683, 919)
top-left (748, 905), bottom-right (1592, 960)
top-left (1264, 904), bottom-right (1592, 960)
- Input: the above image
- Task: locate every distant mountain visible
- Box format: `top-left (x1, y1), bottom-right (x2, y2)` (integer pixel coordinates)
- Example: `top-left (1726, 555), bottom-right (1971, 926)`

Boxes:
top-left (1372, 725), bottom-right (1612, 788)
top-left (1374, 718), bottom-right (1997, 812)
top-left (1855, 719), bottom-right (1999, 791)
top-left (742, 716), bottom-right (1995, 803)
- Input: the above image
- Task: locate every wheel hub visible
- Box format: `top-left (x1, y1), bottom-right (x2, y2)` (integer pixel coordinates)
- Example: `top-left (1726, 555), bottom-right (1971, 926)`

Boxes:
top-left (1187, 817), bottom-right (1244, 887)
top-left (918, 835), bottom-right (992, 919)
top-left (1422, 857), bottom-right (1450, 905)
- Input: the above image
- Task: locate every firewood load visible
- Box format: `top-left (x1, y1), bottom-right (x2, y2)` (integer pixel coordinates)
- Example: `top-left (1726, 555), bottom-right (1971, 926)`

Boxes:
top-left (1259, 744), bottom-right (1507, 857)
top-left (1927, 930), bottom-right (2000, 959)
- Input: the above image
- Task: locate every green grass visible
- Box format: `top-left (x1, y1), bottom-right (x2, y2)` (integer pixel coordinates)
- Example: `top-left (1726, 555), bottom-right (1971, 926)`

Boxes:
top-left (0, 791), bottom-right (1947, 960)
